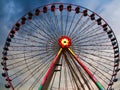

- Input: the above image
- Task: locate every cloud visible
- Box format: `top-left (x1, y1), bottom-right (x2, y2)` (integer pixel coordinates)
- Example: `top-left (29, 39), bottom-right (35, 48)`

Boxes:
top-left (100, 0), bottom-right (120, 47)
top-left (0, 0), bottom-right (20, 48)
top-left (100, 0), bottom-right (120, 89)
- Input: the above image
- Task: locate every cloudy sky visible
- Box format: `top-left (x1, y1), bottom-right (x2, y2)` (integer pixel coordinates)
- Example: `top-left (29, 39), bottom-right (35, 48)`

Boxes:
top-left (0, 0), bottom-right (120, 90)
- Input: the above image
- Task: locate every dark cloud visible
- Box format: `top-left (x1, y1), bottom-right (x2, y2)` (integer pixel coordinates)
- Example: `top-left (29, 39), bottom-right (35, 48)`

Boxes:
top-left (0, 0), bottom-right (50, 47)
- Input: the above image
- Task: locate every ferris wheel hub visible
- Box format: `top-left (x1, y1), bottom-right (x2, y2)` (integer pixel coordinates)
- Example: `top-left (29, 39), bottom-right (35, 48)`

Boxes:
top-left (58, 36), bottom-right (71, 48)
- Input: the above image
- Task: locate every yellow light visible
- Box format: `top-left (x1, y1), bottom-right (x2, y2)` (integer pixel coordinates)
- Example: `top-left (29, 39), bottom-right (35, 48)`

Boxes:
top-left (58, 36), bottom-right (71, 48)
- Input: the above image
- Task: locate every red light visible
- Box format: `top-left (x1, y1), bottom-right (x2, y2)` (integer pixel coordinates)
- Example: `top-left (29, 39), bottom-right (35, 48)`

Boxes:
top-left (58, 36), bottom-right (71, 48)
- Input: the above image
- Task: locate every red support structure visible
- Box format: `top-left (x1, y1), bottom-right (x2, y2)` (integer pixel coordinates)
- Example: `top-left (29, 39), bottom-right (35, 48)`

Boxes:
top-left (38, 48), bottom-right (62, 90)
top-left (68, 48), bottom-right (104, 90)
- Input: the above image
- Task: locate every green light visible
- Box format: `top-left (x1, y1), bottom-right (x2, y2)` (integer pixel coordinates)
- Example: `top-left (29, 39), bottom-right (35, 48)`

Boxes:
top-left (38, 85), bottom-right (43, 90)
top-left (96, 82), bottom-right (104, 90)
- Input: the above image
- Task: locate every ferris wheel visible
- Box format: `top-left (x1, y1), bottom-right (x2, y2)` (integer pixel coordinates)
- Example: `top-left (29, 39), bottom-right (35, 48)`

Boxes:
top-left (1, 3), bottom-right (120, 90)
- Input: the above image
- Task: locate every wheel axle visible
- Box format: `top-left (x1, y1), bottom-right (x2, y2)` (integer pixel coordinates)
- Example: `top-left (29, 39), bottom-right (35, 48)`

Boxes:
top-left (58, 36), bottom-right (71, 48)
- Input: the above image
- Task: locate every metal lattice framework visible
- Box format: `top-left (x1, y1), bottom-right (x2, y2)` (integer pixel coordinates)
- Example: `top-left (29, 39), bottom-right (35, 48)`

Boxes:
top-left (1, 3), bottom-right (120, 90)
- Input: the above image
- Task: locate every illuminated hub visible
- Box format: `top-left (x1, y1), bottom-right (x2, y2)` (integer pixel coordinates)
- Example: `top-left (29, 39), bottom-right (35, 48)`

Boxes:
top-left (58, 36), bottom-right (71, 48)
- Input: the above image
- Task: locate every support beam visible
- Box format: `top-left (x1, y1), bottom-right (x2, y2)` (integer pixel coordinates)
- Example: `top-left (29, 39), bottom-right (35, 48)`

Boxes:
top-left (38, 48), bottom-right (62, 90)
top-left (68, 48), bottom-right (104, 90)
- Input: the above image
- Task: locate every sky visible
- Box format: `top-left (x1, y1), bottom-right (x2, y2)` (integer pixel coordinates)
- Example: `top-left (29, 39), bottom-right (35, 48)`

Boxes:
top-left (0, 0), bottom-right (120, 90)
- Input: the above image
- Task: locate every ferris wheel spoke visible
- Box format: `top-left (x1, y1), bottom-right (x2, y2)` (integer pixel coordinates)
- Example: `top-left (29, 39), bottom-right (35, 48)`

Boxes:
top-left (53, 10), bottom-right (62, 36)
top-left (64, 56), bottom-right (80, 89)
top-left (77, 55), bottom-right (110, 86)
top-left (75, 22), bottom-right (97, 38)
top-left (49, 72), bottom-right (57, 89)
top-left (11, 40), bottom-right (47, 46)
top-left (77, 46), bottom-right (113, 51)
top-left (77, 50), bottom-right (114, 64)
top-left (73, 31), bottom-right (105, 43)
top-left (28, 61), bottom-right (53, 90)
top-left (37, 14), bottom-right (54, 33)
top-left (87, 66), bottom-right (109, 85)
top-left (76, 44), bottom-right (112, 48)
top-left (8, 53), bottom-right (54, 71)
top-left (33, 19), bottom-right (57, 42)
top-left (65, 53), bottom-right (91, 90)
top-left (67, 66), bottom-right (76, 89)
top-left (9, 53), bottom-right (54, 78)
top-left (38, 48), bottom-right (62, 90)
top-left (21, 22), bottom-right (51, 41)
top-left (78, 23), bottom-right (100, 36)
top-left (41, 13), bottom-right (52, 27)
top-left (7, 50), bottom-right (48, 61)
top-left (85, 60), bottom-right (112, 80)
top-left (12, 34), bottom-right (49, 45)
top-left (78, 54), bottom-right (112, 79)
top-left (68, 48), bottom-right (104, 90)
top-left (8, 49), bottom-right (46, 52)
top-left (81, 70), bottom-right (95, 90)
top-left (43, 12), bottom-right (59, 38)
top-left (68, 54), bottom-right (91, 89)
top-left (36, 15), bottom-right (49, 30)
top-left (67, 52), bottom-right (93, 90)
top-left (15, 66), bottom-right (49, 90)
top-left (76, 47), bottom-right (113, 58)
top-left (7, 52), bottom-right (52, 69)
top-left (17, 30), bottom-right (49, 44)
top-left (66, 13), bottom-right (76, 36)
top-left (65, 54), bottom-right (83, 90)
top-left (81, 49), bottom-right (113, 59)
top-left (74, 37), bottom-right (110, 46)
top-left (76, 39), bottom-right (111, 46)
top-left (11, 58), bottom-right (51, 81)
top-left (83, 60), bottom-right (110, 85)
top-left (74, 46), bottom-right (113, 51)
top-left (69, 14), bottom-right (83, 38)
top-left (58, 55), bottom-right (63, 89)
top-left (77, 51), bottom-right (113, 68)
top-left (64, 11), bottom-right (69, 36)
top-left (9, 44), bottom-right (59, 54)
top-left (74, 33), bottom-right (109, 44)
top-left (73, 21), bottom-right (96, 39)
top-left (7, 51), bottom-right (34, 56)
top-left (12, 37), bottom-right (46, 44)
top-left (39, 13), bottom-right (50, 26)
top-left (9, 59), bottom-right (45, 79)
top-left (40, 13), bottom-right (59, 41)
top-left (76, 16), bottom-right (90, 32)
top-left (9, 45), bottom-right (46, 48)
top-left (60, 11), bottom-right (64, 35)
top-left (26, 20), bottom-right (52, 39)
top-left (75, 44), bottom-right (112, 47)
top-left (72, 26), bottom-right (104, 41)
top-left (74, 46), bottom-right (113, 55)
top-left (41, 13), bottom-right (55, 30)
top-left (71, 17), bottom-right (90, 40)
top-left (8, 48), bottom-right (58, 55)
top-left (75, 47), bottom-right (114, 55)
top-left (26, 19), bottom-right (57, 43)
top-left (14, 58), bottom-right (51, 89)
top-left (76, 26), bottom-right (102, 41)
top-left (61, 56), bottom-right (68, 90)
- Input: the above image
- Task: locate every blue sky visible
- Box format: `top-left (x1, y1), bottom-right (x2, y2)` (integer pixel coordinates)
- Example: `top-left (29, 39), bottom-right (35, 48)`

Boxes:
top-left (0, 0), bottom-right (120, 90)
